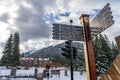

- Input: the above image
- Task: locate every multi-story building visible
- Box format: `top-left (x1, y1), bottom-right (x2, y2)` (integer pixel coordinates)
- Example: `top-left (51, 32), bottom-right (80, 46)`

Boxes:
top-left (20, 57), bottom-right (50, 67)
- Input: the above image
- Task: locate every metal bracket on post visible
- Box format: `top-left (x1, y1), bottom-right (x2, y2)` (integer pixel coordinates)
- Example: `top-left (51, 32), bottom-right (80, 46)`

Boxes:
top-left (80, 14), bottom-right (97, 80)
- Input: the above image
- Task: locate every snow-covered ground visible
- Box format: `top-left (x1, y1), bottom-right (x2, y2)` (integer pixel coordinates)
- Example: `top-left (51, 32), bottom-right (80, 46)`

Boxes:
top-left (16, 69), bottom-right (34, 77)
top-left (0, 69), bottom-right (11, 76)
top-left (4, 78), bottom-right (36, 80)
top-left (0, 67), bottom-right (101, 80)
top-left (43, 70), bottom-right (86, 80)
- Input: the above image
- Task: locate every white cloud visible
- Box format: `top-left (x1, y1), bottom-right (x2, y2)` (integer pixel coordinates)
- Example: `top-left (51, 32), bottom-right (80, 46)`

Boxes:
top-left (0, 0), bottom-right (120, 56)
top-left (0, 22), bottom-right (10, 42)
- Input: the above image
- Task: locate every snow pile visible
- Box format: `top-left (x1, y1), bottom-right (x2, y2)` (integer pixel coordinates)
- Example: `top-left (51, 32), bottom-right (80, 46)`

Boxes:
top-left (0, 66), bottom-right (7, 69)
top-left (0, 66), bottom-right (92, 80)
top-left (0, 69), bottom-right (11, 76)
top-left (9, 78), bottom-right (36, 80)
top-left (37, 67), bottom-right (45, 74)
top-left (43, 70), bottom-right (87, 80)
top-left (16, 68), bottom-right (34, 76)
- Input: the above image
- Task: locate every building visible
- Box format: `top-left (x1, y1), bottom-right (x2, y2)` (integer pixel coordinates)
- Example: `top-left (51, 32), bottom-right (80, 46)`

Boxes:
top-left (20, 57), bottom-right (50, 67)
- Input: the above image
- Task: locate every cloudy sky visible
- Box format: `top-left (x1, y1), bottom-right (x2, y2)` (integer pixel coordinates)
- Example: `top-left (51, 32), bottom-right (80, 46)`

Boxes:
top-left (0, 0), bottom-right (120, 56)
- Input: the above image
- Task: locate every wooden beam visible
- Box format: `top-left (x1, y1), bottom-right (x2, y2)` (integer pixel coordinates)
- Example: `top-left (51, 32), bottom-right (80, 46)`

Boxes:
top-left (80, 14), bottom-right (97, 80)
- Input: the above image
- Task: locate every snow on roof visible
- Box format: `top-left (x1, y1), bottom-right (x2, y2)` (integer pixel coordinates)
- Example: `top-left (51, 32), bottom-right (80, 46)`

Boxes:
top-left (43, 58), bottom-right (49, 61)
top-left (29, 58), bottom-right (34, 60)
top-left (20, 57), bottom-right (49, 61)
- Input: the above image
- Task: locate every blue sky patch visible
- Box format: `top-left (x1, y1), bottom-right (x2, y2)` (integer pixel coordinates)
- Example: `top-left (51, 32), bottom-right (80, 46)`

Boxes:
top-left (44, 13), bottom-right (60, 23)
top-left (93, 9), bottom-right (99, 13)
top-left (90, 14), bottom-right (96, 19)
top-left (59, 12), bottom-right (70, 17)
top-left (44, 13), bottom-right (54, 22)
top-left (54, 15), bottom-right (60, 20)
top-left (90, 9), bottom-right (100, 19)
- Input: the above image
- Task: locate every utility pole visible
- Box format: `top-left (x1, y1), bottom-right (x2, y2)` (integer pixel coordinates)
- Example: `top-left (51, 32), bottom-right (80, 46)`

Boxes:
top-left (80, 14), bottom-right (97, 80)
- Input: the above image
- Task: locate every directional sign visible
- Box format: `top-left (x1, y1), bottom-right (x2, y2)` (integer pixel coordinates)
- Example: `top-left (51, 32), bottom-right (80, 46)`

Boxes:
top-left (52, 23), bottom-right (103, 41)
top-left (52, 3), bottom-right (114, 41)
top-left (90, 3), bottom-right (114, 29)
top-left (52, 23), bottom-right (83, 41)
top-left (90, 3), bottom-right (114, 37)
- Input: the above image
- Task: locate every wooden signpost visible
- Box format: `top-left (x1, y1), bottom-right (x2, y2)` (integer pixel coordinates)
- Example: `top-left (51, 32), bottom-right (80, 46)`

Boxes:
top-left (80, 14), bottom-right (97, 80)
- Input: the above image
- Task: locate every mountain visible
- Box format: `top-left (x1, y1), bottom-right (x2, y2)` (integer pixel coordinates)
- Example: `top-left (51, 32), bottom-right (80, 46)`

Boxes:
top-left (30, 42), bottom-right (84, 59)
top-left (23, 50), bottom-right (36, 57)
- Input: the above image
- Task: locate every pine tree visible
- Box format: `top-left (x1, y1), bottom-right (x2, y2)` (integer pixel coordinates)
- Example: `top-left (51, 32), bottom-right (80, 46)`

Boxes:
top-left (1, 32), bottom-right (21, 67)
top-left (103, 35), bottom-right (114, 66)
top-left (93, 34), bottom-right (119, 75)
top-left (111, 41), bottom-right (119, 59)
top-left (73, 50), bottom-right (85, 74)
top-left (99, 34), bottom-right (112, 74)
top-left (12, 32), bottom-right (20, 66)
top-left (93, 35), bottom-right (102, 75)
top-left (78, 51), bottom-right (85, 75)
top-left (1, 34), bottom-right (13, 66)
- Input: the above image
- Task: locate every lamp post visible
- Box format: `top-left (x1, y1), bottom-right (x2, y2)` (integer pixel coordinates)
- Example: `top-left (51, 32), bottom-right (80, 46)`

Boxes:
top-left (69, 20), bottom-right (74, 80)
top-left (70, 20), bottom-right (73, 25)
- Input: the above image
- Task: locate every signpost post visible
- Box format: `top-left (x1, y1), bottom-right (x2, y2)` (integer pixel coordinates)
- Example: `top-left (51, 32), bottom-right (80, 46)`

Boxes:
top-left (80, 14), bottom-right (97, 80)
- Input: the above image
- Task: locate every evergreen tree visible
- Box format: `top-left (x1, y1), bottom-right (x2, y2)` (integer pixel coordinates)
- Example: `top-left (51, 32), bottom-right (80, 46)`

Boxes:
top-left (93, 35), bottom-right (102, 75)
top-left (1, 34), bottom-right (13, 66)
top-left (1, 32), bottom-right (21, 67)
top-left (73, 50), bottom-right (85, 74)
top-left (103, 35), bottom-right (114, 66)
top-left (111, 41), bottom-right (119, 59)
top-left (93, 34), bottom-right (119, 75)
top-left (12, 32), bottom-right (20, 66)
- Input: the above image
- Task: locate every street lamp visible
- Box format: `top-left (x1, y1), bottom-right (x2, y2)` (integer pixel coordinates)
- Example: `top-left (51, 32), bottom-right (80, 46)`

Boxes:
top-left (69, 20), bottom-right (73, 25)
top-left (69, 19), bottom-right (74, 80)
